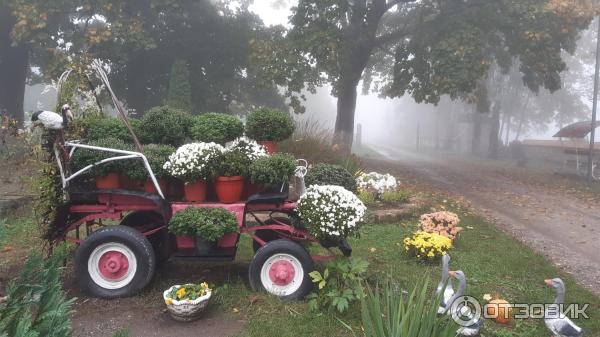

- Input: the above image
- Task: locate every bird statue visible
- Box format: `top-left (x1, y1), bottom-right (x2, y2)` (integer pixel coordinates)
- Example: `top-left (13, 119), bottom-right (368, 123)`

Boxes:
top-left (31, 104), bottom-right (73, 130)
top-left (544, 278), bottom-right (584, 337)
top-left (436, 254), bottom-right (455, 314)
top-left (443, 270), bottom-right (483, 337)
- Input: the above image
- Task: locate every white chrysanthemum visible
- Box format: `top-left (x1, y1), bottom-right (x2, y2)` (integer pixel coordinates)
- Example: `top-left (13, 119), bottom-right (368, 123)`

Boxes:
top-left (163, 142), bottom-right (224, 182)
top-left (297, 185), bottom-right (366, 240)
top-left (227, 136), bottom-right (268, 161)
top-left (356, 172), bottom-right (398, 194)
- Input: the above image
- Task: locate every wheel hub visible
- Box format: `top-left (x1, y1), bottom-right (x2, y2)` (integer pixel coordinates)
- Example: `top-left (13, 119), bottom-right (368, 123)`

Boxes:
top-left (268, 260), bottom-right (295, 285)
top-left (98, 251), bottom-right (129, 280)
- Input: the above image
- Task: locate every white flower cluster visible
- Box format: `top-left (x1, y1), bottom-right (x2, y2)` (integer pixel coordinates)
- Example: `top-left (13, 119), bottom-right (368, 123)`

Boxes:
top-left (356, 172), bottom-right (398, 194)
top-left (227, 136), bottom-right (268, 161)
top-left (163, 142), bottom-right (224, 182)
top-left (298, 185), bottom-right (366, 239)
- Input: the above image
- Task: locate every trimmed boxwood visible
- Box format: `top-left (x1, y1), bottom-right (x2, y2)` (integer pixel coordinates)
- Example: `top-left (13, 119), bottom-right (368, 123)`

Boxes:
top-left (125, 144), bottom-right (175, 181)
top-left (249, 153), bottom-right (297, 186)
top-left (70, 138), bottom-right (133, 177)
top-left (86, 117), bottom-right (142, 143)
top-left (169, 207), bottom-right (238, 241)
top-left (139, 105), bottom-right (191, 146)
top-left (305, 163), bottom-right (357, 192)
top-left (245, 108), bottom-right (295, 142)
top-left (190, 113), bottom-right (244, 145)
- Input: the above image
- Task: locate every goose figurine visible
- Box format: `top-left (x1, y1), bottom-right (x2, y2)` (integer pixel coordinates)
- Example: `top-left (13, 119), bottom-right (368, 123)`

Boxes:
top-left (31, 104), bottom-right (73, 130)
top-left (443, 270), bottom-right (483, 337)
top-left (544, 278), bottom-right (584, 337)
top-left (436, 254), bottom-right (454, 314)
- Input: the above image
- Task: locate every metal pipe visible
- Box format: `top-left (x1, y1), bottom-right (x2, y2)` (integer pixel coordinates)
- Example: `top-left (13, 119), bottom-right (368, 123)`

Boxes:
top-left (587, 16), bottom-right (600, 183)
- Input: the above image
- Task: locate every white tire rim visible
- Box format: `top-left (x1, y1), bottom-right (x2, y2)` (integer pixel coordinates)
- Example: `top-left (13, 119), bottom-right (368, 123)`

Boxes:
top-left (88, 242), bottom-right (137, 290)
top-left (260, 253), bottom-right (304, 296)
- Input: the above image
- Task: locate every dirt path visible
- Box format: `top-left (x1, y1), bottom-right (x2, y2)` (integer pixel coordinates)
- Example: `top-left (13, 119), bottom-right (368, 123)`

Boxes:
top-left (368, 146), bottom-right (600, 295)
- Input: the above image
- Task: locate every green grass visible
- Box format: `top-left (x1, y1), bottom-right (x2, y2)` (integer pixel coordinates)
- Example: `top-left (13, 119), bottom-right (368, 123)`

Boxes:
top-left (216, 205), bottom-right (600, 337)
top-left (2, 202), bottom-right (598, 337)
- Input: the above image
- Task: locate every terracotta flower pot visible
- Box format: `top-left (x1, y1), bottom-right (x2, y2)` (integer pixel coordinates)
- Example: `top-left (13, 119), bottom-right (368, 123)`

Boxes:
top-left (242, 181), bottom-right (263, 199)
top-left (120, 175), bottom-right (143, 191)
top-left (215, 176), bottom-right (244, 203)
top-left (175, 236), bottom-right (196, 249)
top-left (184, 180), bottom-right (207, 202)
top-left (95, 173), bottom-right (120, 189)
top-left (257, 140), bottom-right (277, 154)
top-left (144, 178), bottom-right (169, 195)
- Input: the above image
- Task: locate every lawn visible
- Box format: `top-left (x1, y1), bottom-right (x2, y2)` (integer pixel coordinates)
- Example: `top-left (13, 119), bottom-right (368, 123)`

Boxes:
top-left (1, 197), bottom-right (598, 337)
top-left (216, 198), bottom-right (600, 337)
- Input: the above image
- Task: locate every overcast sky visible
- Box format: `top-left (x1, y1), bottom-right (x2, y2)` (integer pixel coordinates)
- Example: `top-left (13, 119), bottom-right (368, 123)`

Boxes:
top-left (249, 0), bottom-right (295, 27)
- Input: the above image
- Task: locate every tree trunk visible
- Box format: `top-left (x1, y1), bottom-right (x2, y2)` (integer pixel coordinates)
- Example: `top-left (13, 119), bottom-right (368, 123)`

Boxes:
top-left (471, 111), bottom-right (482, 155)
top-left (333, 79), bottom-right (358, 154)
top-left (0, 6), bottom-right (28, 124)
top-left (126, 53), bottom-right (147, 115)
top-left (488, 103), bottom-right (501, 159)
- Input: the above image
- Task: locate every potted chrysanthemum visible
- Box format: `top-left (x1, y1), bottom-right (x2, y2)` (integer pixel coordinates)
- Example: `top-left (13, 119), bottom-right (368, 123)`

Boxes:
top-left (163, 282), bottom-right (212, 322)
top-left (163, 142), bottom-right (224, 202)
top-left (245, 108), bottom-right (295, 154)
top-left (297, 185), bottom-right (366, 246)
top-left (213, 150), bottom-right (251, 203)
top-left (227, 137), bottom-right (269, 198)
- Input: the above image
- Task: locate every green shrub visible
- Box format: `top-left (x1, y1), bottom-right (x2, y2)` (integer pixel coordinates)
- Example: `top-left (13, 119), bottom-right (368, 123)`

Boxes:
top-left (70, 138), bottom-right (133, 177)
top-left (357, 190), bottom-right (376, 206)
top-left (166, 59), bottom-right (193, 112)
top-left (139, 105), bottom-right (191, 146)
top-left (190, 113), bottom-right (244, 145)
top-left (168, 207), bottom-right (238, 241)
top-left (86, 117), bottom-right (141, 142)
top-left (305, 163), bottom-right (357, 192)
top-left (359, 279), bottom-right (457, 337)
top-left (380, 189), bottom-right (412, 204)
top-left (125, 144), bottom-right (175, 181)
top-left (0, 244), bottom-right (75, 337)
top-left (215, 150), bottom-right (251, 177)
top-left (249, 153), bottom-right (296, 186)
top-left (245, 107), bottom-right (295, 141)
top-left (307, 257), bottom-right (368, 313)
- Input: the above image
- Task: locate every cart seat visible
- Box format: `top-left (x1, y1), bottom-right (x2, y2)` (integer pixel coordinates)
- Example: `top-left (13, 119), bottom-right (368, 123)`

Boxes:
top-left (246, 184), bottom-right (289, 205)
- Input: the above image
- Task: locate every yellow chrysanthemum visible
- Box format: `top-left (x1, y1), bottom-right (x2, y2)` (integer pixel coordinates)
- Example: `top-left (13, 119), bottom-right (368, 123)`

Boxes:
top-left (165, 298), bottom-right (173, 305)
top-left (176, 287), bottom-right (186, 299)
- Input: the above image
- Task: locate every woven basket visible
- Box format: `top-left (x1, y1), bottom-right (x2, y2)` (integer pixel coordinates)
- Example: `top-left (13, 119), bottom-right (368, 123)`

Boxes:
top-left (163, 285), bottom-right (212, 322)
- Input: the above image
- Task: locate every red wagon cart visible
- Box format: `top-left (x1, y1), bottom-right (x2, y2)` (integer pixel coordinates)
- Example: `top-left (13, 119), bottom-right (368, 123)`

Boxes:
top-left (47, 140), bottom-right (351, 300)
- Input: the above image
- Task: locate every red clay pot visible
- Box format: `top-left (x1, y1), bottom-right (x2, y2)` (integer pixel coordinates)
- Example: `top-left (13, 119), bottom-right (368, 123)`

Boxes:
top-left (175, 236), bottom-right (196, 249)
top-left (95, 173), bottom-right (120, 189)
top-left (120, 175), bottom-right (143, 191)
top-left (184, 180), bottom-right (207, 202)
top-left (215, 176), bottom-right (244, 203)
top-left (257, 140), bottom-right (277, 154)
top-left (242, 181), bottom-right (263, 199)
top-left (144, 178), bottom-right (169, 194)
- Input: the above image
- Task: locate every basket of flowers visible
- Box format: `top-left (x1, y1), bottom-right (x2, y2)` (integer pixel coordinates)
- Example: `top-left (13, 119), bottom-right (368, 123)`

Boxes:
top-left (163, 282), bottom-right (212, 322)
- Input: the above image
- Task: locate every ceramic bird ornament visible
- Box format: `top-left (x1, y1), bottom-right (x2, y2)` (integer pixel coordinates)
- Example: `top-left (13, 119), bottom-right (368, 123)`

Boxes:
top-left (436, 254), bottom-right (455, 314)
top-left (544, 278), bottom-right (584, 337)
top-left (443, 270), bottom-right (483, 337)
top-left (31, 104), bottom-right (73, 130)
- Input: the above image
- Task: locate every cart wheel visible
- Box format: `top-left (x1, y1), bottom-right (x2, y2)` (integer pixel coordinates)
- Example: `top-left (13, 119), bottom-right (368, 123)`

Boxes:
top-left (120, 211), bottom-right (170, 265)
top-left (75, 225), bottom-right (155, 299)
top-left (252, 217), bottom-right (291, 253)
top-left (249, 239), bottom-right (314, 300)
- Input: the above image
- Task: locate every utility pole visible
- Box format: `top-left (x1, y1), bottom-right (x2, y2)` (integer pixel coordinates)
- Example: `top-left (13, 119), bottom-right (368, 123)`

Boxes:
top-left (587, 17), bottom-right (600, 183)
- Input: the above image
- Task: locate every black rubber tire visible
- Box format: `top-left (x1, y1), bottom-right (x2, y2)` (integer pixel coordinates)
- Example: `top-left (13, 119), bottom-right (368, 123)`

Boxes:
top-left (120, 211), bottom-right (170, 264)
top-left (75, 225), bottom-right (156, 299)
top-left (248, 239), bottom-right (314, 300)
top-left (252, 217), bottom-right (291, 253)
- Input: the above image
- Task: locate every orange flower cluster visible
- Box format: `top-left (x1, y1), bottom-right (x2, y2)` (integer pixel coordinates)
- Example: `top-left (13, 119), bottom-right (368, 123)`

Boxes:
top-left (419, 211), bottom-right (463, 241)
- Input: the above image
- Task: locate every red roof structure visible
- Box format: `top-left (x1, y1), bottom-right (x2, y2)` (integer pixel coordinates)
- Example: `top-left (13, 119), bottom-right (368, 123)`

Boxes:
top-left (553, 121), bottom-right (600, 138)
